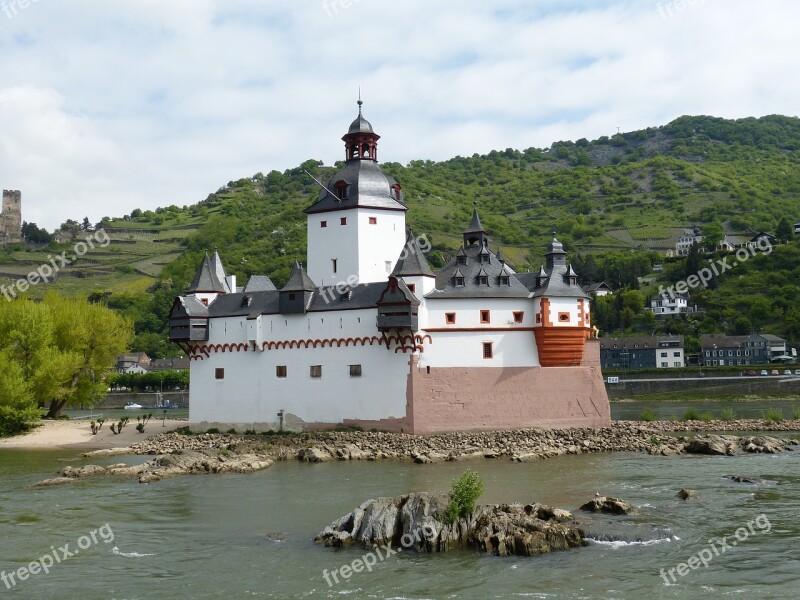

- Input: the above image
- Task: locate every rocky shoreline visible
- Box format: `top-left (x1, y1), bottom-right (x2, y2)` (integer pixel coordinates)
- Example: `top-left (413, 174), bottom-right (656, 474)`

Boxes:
top-left (31, 420), bottom-right (799, 486)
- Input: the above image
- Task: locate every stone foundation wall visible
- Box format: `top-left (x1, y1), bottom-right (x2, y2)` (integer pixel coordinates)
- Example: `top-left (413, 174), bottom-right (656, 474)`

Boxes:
top-left (406, 341), bottom-right (610, 434)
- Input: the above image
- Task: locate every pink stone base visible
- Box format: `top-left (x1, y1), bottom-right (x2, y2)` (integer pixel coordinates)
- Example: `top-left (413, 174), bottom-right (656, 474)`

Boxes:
top-left (406, 341), bottom-right (610, 435)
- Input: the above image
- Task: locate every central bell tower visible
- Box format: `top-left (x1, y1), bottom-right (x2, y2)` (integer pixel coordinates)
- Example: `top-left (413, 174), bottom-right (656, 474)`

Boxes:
top-left (304, 101), bottom-right (408, 287)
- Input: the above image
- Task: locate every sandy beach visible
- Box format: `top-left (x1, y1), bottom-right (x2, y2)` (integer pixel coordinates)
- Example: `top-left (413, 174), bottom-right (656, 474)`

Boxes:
top-left (0, 418), bottom-right (187, 450)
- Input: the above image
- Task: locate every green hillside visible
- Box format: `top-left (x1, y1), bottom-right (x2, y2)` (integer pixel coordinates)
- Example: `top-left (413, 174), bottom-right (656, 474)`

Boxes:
top-left (2, 114), bottom-right (800, 355)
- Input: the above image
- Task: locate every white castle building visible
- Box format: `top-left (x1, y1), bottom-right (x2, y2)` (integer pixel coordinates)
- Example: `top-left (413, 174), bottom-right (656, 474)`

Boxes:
top-left (169, 103), bottom-right (610, 434)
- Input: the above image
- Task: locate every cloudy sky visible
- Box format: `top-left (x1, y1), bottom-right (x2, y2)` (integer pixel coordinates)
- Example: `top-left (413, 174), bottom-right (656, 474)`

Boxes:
top-left (0, 0), bottom-right (797, 230)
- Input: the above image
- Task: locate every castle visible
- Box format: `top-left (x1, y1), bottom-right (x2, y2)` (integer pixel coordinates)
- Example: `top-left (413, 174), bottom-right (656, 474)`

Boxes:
top-left (169, 103), bottom-right (611, 434)
top-left (0, 190), bottom-right (22, 244)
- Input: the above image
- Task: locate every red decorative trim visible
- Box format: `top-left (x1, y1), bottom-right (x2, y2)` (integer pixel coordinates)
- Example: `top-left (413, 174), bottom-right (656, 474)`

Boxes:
top-left (190, 333), bottom-right (432, 359)
top-left (424, 327), bottom-right (535, 332)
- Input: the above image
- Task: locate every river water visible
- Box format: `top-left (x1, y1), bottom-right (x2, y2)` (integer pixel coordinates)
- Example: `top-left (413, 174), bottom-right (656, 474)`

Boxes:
top-left (1, 441), bottom-right (799, 599)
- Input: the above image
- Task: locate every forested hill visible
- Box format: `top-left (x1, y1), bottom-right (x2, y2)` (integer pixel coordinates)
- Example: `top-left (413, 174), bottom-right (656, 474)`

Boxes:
top-left (160, 114), bottom-right (800, 285)
top-left (9, 114), bottom-right (800, 356)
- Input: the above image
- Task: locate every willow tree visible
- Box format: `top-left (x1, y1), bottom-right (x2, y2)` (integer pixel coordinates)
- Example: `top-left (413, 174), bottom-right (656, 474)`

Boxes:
top-left (44, 294), bottom-right (133, 418)
top-left (0, 294), bottom-right (133, 424)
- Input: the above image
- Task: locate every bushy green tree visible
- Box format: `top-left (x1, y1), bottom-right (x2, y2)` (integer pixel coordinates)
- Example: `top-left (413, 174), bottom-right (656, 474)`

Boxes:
top-left (0, 294), bottom-right (133, 426)
top-left (444, 469), bottom-right (484, 523)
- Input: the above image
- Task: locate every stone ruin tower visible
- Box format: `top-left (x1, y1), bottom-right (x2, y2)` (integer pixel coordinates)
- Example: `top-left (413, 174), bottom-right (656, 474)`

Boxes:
top-left (0, 190), bottom-right (22, 243)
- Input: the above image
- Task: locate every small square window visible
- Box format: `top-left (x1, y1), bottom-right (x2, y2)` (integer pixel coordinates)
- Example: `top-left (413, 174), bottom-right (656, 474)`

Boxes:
top-left (513, 311), bottom-right (524, 324)
top-left (536, 314), bottom-right (542, 324)
top-left (483, 342), bottom-right (493, 359)
top-left (480, 310), bottom-right (490, 324)
top-left (454, 276), bottom-right (465, 287)
top-left (349, 364), bottom-right (362, 377)
top-left (276, 365), bottom-right (287, 378)
top-left (320, 221), bottom-right (327, 228)
top-left (369, 217), bottom-right (377, 225)
top-left (558, 312), bottom-right (570, 322)
top-left (340, 217), bottom-right (347, 225)
top-left (445, 312), bottom-right (456, 324)
top-left (310, 365), bottom-right (322, 378)
top-left (407, 283), bottom-right (416, 292)
top-left (215, 368), bottom-right (224, 380)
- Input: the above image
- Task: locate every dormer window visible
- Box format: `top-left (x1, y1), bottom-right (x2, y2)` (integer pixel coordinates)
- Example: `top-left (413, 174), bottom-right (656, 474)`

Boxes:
top-left (334, 180), bottom-right (348, 200)
top-left (499, 275), bottom-right (510, 286)
top-left (391, 183), bottom-right (402, 200)
top-left (454, 276), bottom-right (465, 287)
top-left (241, 296), bottom-right (252, 308)
top-left (457, 255), bottom-right (467, 265)
top-left (479, 252), bottom-right (490, 264)
top-left (477, 275), bottom-right (489, 286)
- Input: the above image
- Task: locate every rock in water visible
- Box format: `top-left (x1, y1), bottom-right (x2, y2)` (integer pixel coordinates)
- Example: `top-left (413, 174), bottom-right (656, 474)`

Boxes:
top-left (676, 488), bottom-right (698, 500)
top-left (740, 436), bottom-right (786, 454)
top-left (579, 496), bottom-right (637, 515)
top-left (315, 492), bottom-right (585, 557)
top-left (685, 435), bottom-right (738, 456)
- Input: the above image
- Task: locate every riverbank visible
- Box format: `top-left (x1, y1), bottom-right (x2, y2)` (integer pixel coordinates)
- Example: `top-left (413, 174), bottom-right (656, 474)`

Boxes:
top-left (27, 420), bottom-right (795, 487)
top-left (0, 418), bottom-right (187, 450)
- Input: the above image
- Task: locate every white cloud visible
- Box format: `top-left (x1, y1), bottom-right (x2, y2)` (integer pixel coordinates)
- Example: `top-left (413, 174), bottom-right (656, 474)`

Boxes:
top-left (0, 0), bottom-right (797, 229)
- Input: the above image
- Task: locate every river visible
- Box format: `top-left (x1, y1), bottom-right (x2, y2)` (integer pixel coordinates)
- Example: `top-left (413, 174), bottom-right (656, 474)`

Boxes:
top-left (1, 441), bottom-right (798, 599)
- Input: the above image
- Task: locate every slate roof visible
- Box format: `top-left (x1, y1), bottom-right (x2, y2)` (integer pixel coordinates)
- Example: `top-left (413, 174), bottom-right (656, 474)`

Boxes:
top-left (281, 261), bottom-right (316, 292)
top-left (305, 160), bottom-right (407, 214)
top-left (188, 282), bottom-right (392, 318)
top-left (243, 275), bottom-right (277, 293)
top-left (187, 252), bottom-right (227, 294)
top-left (584, 282), bottom-right (613, 293)
top-left (392, 230), bottom-right (434, 277)
top-left (210, 249), bottom-right (231, 293)
top-left (698, 333), bottom-right (782, 348)
top-left (529, 237), bottom-right (590, 300)
top-left (426, 241), bottom-right (530, 300)
top-left (347, 102), bottom-right (374, 134)
top-left (599, 335), bottom-right (684, 350)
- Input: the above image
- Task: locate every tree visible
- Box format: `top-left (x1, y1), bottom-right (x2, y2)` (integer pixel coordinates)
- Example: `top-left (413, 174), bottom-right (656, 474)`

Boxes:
top-left (701, 224), bottom-right (724, 252)
top-left (0, 295), bottom-right (133, 421)
top-left (776, 216), bottom-right (793, 243)
top-left (45, 294), bottom-right (134, 418)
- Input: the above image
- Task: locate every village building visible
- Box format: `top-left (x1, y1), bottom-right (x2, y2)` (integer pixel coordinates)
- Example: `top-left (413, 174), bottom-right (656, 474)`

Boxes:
top-left (168, 103), bottom-right (610, 434)
top-left (584, 282), bottom-right (613, 297)
top-left (699, 333), bottom-right (793, 366)
top-left (116, 352), bottom-right (151, 374)
top-left (648, 290), bottom-right (689, 317)
top-left (599, 336), bottom-right (685, 370)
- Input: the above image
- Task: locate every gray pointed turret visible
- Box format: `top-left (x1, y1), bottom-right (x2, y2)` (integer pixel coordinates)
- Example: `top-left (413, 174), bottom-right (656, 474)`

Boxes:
top-left (392, 230), bottom-right (434, 277)
top-left (281, 260), bottom-right (317, 292)
top-left (187, 252), bottom-right (227, 294)
top-left (463, 205), bottom-right (488, 247)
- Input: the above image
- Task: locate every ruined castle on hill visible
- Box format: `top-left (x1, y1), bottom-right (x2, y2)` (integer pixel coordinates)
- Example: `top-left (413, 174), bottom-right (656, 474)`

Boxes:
top-left (0, 190), bottom-right (22, 244)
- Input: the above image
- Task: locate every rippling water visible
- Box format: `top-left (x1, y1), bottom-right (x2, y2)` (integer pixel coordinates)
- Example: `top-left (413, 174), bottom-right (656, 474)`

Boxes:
top-left (1, 444), bottom-right (798, 599)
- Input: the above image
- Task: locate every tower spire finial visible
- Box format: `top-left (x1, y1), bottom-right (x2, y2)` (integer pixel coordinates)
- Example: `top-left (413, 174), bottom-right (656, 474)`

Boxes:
top-left (357, 87), bottom-right (363, 113)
